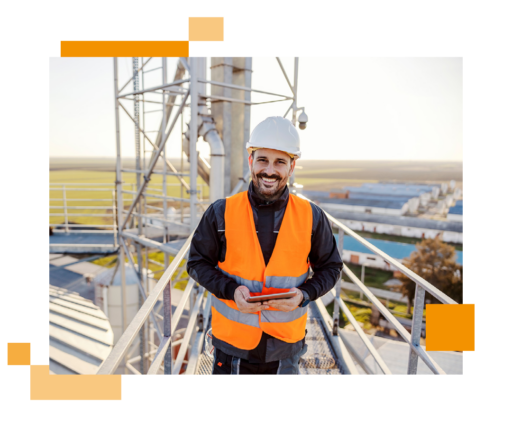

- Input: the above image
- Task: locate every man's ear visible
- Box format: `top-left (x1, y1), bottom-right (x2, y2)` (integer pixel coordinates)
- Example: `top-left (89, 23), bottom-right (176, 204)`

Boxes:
top-left (248, 154), bottom-right (253, 169)
top-left (289, 158), bottom-right (296, 176)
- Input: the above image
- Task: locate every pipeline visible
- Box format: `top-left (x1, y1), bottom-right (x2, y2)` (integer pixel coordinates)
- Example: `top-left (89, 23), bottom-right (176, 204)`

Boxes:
top-left (183, 109), bottom-right (225, 203)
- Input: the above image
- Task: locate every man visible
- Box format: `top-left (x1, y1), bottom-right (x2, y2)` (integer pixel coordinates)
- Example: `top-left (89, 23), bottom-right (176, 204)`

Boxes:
top-left (187, 116), bottom-right (342, 374)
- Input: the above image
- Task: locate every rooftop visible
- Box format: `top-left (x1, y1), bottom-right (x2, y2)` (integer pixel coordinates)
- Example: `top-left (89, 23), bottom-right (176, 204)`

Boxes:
top-left (343, 235), bottom-right (463, 265)
top-left (448, 200), bottom-right (512, 215)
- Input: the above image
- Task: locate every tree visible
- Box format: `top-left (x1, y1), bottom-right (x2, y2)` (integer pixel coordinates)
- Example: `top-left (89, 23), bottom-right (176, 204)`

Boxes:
top-left (392, 237), bottom-right (463, 314)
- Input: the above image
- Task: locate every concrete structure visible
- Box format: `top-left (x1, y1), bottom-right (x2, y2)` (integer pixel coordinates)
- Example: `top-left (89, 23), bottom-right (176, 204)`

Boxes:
top-left (210, 57), bottom-right (252, 195)
top-left (50, 285), bottom-right (114, 375)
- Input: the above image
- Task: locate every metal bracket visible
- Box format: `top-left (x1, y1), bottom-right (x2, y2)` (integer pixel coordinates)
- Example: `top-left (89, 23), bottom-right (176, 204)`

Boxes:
top-left (210, 62), bottom-right (253, 73)
top-left (333, 318), bottom-right (339, 336)
top-left (197, 312), bottom-right (204, 332)
top-left (187, 189), bottom-right (198, 195)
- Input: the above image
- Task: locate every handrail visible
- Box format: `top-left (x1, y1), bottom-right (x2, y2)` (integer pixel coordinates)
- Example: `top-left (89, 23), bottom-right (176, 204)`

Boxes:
top-left (172, 292), bottom-right (204, 374)
top-left (49, 185), bottom-right (117, 234)
top-left (342, 265), bottom-right (446, 374)
top-left (97, 232), bottom-right (194, 375)
top-left (328, 291), bottom-right (392, 375)
top-left (298, 194), bottom-right (457, 305)
top-left (147, 278), bottom-right (196, 374)
top-left (298, 193), bottom-right (457, 374)
top-left (98, 191), bottom-right (457, 375)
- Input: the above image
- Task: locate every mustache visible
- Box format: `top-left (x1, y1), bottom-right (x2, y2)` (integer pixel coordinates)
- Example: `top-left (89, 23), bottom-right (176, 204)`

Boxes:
top-left (256, 173), bottom-right (282, 180)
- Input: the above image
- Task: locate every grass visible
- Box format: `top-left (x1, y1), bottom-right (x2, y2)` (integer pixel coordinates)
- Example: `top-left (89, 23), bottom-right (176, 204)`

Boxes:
top-left (328, 261), bottom-right (428, 330)
top-left (325, 300), bottom-right (373, 330)
top-left (92, 251), bottom-right (189, 290)
top-left (342, 262), bottom-right (394, 290)
top-left (50, 170), bottom-right (208, 227)
top-left (324, 289), bottom-right (425, 332)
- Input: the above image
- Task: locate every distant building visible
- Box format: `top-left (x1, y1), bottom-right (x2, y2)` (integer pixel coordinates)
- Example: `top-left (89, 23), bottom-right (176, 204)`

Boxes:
top-left (341, 235), bottom-right (463, 271)
top-left (448, 200), bottom-right (512, 223)
top-left (362, 182), bottom-right (441, 196)
top-left (345, 184), bottom-right (434, 207)
top-left (317, 197), bottom-right (410, 217)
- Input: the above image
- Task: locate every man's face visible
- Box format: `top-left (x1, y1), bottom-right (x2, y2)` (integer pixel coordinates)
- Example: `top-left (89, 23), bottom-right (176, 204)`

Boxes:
top-left (249, 148), bottom-right (296, 200)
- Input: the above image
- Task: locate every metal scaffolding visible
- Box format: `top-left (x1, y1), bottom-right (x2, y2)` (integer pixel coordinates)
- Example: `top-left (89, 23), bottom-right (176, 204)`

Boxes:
top-left (110, 57), bottom-right (302, 374)
top-left (95, 56), bottom-right (461, 376)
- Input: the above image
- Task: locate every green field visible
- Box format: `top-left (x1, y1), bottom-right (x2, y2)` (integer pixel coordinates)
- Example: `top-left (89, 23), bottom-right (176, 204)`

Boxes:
top-left (50, 170), bottom-right (208, 227)
top-left (92, 251), bottom-right (189, 289)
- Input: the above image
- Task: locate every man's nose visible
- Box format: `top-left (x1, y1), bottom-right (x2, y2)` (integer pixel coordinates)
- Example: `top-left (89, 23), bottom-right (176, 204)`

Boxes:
top-left (264, 162), bottom-right (276, 176)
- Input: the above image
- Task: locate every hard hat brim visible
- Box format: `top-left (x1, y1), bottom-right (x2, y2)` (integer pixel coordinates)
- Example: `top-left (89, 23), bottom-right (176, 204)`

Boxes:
top-left (246, 144), bottom-right (301, 159)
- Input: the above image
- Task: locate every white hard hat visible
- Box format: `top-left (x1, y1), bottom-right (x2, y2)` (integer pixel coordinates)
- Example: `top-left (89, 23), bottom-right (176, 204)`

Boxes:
top-left (246, 116), bottom-right (301, 159)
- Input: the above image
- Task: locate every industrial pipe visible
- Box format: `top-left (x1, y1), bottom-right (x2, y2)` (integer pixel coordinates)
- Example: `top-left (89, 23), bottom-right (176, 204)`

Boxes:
top-left (199, 116), bottom-right (225, 202)
top-left (183, 114), bottom-right (225, 203)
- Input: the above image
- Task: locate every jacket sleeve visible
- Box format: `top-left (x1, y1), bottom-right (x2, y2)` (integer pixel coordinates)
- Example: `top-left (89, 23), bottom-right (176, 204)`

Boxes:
top-left (186, 200), bottom-right (239, 301)
top-left (297, 203), bottom-right (343, 302)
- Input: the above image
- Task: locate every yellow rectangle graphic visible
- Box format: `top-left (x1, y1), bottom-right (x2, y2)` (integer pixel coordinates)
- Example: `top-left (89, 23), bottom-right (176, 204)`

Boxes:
top-left (31, 366), bottom-right (121, 400)
top-left (7, 342), bottom-right (50, 375)
top-left (189, 17), bottom-right (224, 41)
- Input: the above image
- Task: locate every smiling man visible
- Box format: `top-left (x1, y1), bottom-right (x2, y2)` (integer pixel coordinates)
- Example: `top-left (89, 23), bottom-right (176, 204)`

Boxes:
top-left (187, 116), bottom-right (343, 374)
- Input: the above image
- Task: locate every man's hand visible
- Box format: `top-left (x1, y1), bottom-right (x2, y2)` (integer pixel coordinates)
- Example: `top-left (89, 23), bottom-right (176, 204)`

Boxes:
top-left (234, 286), bottom-right (269, 314)
top-left (264, 288), bottom-right (303, 312)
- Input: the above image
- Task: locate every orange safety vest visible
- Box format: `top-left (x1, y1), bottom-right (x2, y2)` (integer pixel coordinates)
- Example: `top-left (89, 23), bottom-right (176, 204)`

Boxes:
top-left (212, 191), bottom-right (313, 350)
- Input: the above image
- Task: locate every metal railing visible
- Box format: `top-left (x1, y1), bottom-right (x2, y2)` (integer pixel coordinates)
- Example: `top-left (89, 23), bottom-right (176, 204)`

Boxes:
top-left (50, 182), bottom-right (206, 235)
top-left (50, 183), bottom-right (120, 233)
top-left (298, 194), bottom-right (457, 375)
top-left (97, 232), bottom-right (203, 375)
top-left (97, 193), bottom-right (458, 376)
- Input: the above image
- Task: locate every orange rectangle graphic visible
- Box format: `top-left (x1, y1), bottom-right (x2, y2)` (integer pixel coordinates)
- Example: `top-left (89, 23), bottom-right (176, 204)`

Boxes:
top-left (61, 41), bottom-right (189, 57)
top-left (426, 304), bottom-right (475, 352)
top-left (7, 342), bottom-right (50, 375)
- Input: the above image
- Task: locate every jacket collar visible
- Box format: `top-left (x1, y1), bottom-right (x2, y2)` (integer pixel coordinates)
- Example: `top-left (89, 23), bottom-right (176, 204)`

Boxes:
top-left (248, 181), bottom-right (289, 210)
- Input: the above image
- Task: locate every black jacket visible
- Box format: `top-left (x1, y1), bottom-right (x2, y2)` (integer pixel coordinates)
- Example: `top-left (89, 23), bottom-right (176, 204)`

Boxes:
top-left (187, 183), bottom-right (343, 362)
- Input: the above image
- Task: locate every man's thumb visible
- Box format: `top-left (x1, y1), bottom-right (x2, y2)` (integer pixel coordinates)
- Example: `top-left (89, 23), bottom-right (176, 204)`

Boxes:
top-left (237, 285), bottom-right (249, 298)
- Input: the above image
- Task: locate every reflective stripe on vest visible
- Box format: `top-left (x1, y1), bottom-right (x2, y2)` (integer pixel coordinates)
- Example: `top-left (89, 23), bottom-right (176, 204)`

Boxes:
top-left (218, 267), bottom-right (263, 293)
top-left (211, 295), bottom-right (260, 328)
top-left (265, 270), bottom-right (309, 290)
top-left (261, 306), bottom-right (308, 324)
top-left (213, 191), bottom-right (313, 348)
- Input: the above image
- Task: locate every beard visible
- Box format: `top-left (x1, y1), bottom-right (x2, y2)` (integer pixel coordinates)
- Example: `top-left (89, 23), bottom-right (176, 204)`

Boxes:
top-left (251, 171), bottom-right (287, 201)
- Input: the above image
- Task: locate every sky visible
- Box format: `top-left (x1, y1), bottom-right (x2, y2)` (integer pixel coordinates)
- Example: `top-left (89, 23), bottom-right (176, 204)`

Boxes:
top-left (49, 57), bottom-right (462, 161)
